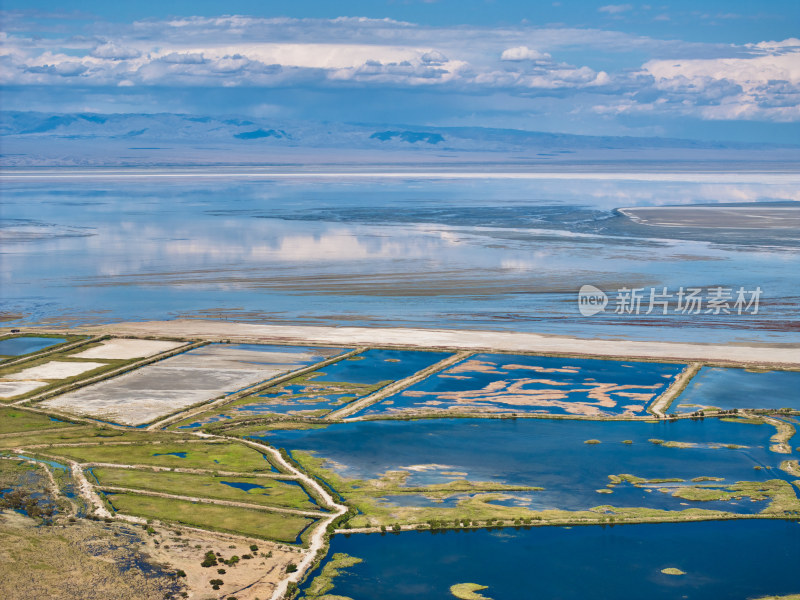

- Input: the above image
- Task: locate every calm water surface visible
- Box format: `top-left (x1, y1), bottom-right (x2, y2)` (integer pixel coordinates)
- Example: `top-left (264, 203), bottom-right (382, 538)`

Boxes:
top-left (257, 417), bottom-right (796, 513)
top-left (303, 520), bottom-right (800, 600)
top-left (0, 336), bottom-right (65, 356)
top-left (672, 367), bottom-right (800, 413)
top-left (2, 176), bottom-right (799, 342)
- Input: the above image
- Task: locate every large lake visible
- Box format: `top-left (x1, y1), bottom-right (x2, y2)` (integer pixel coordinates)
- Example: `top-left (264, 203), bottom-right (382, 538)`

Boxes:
top-left (303, 520), bottom-right (800, 600)
top-left (2, 174), bottom-right (799, 342)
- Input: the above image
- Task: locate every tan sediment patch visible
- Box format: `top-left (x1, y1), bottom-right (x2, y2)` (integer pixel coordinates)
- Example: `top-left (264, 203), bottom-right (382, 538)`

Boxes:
top-left (4, 360), bottom-right (106, 380)
top-left (502, 363), bottom-right (580, 374)
top-left (446, 360), bottom-right (507, 375)
top-left (0, 380), bottom-right (49, 398)
top-left (399, 377), bottom-right (662, 416)
top-left (72, 338), bottom-right (185, 360)
top-left (140, 524), bottom-right (302, 600)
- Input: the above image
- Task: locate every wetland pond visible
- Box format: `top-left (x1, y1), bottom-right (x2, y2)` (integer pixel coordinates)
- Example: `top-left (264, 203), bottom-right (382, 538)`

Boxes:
top-left (186, 348), bottom-right (451, 422)
top-left (672, 367), bottom-right (800, 413)
top-left (258, 417), bottom-right (797, 514)
top-left (357, 354), bottom-right (683, 417)
top-left (302, 520), bottom-right (800, 600)
top-left (0, 336), bottom-right (66, 358)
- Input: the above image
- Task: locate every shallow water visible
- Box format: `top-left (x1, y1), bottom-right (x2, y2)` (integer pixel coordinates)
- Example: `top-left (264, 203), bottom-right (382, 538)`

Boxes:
top-left (234, 348), bottom-right (451, 416)
top-left (258, 417), bottom-right (795, 513)
top-left (305, 520), bottom-right (800, 600)
top-left (672, 367), bottom-right (800, 413)
top-left (2, 176), bottom-right (799, 342)
top-left (0, 336), bottom-right (65, 357)
top-left (359, 353), bottom-right (682, 417)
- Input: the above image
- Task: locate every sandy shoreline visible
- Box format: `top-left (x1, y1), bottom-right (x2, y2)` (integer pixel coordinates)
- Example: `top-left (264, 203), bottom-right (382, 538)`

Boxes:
top-left (39, 320), bottom-right (800, 367)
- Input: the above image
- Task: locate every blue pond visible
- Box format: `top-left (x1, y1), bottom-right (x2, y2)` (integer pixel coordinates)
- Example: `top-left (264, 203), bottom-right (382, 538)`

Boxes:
top-left (672, 367), bottom-right (800, 413)
top-left (258, 417), bottom-right (795, 514)
top-left (304, 520), bottom-right (800, 600)
top-left (359, 354), bottom-right (683, 417)
top-left (220, 481), bottom-right (266, 492)
top-left (152, 452), bottom-right (187, 458)
top-left (0, 336), bottom-right (66, 357)
top-left (306, 349), bottom-right (451, 385)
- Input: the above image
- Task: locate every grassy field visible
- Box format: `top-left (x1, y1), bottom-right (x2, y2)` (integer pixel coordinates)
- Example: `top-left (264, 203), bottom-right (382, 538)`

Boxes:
top-left (0, 512), bottom-right (179, 600)
top-left (90, 467), bottom-right (318, 510)
top-left (0, 407), bottom-right (77, 435)
top-left (106, 491), bottom-right (316, 544)
top-left (45, 440), bottom-right (279, 472)
top-left (0, 427), bottom-right (194, 450)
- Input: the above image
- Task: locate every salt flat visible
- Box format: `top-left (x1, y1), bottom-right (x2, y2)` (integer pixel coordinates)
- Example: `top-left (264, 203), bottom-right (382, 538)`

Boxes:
top-left (4, 361), bottom-right (107, 380)
top-left (72, 338), bottom-right (185, 360)
top-left (0, 380), bottom-right (49, 399)
top-left (40, 343), bottom-right (343, 425)
top-left (87, 321), bottom-right (800, 367)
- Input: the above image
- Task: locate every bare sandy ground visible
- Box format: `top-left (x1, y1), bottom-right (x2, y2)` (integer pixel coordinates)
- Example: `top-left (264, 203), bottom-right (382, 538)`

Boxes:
top-left (79, 321), bottom-right (800, 367)
top-left (72, 338), bottom-right (185, 360)
top-left (0, 380), bottom-right (48, 399)
top-left (4, 360), bottom-right (106, 380)
top-left (619, 205), bottom-right (800, 229)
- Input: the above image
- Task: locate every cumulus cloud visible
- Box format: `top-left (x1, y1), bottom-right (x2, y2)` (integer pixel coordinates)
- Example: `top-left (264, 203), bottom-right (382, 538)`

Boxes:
top-left (1, 14), bottom-right (798, 124)
top-left (500, 46), bottom-right (551, 61)
top-left (90, 42), bottom-right (141, 60)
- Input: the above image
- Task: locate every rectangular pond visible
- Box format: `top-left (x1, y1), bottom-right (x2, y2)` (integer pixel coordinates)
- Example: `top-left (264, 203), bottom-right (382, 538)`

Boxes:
top-left (0, 336), bottom-right (66, 358)
top-left (356, 353), bottom-right (684, 417)
top-left (256, 417), bottom-right (797, 515)
top-left (302, 520), bottom-right (800, 600)
top-left (670, 366), bottom-right (800, 413)
top-left (40, 343), bottom-right (346, 426)
top-left (181, 348), bottom-right (452, 425)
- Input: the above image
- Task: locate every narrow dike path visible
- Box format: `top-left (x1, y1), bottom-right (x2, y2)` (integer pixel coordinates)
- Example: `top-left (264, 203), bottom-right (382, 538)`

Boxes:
top-left (234, 437), bottom-right (348, 600)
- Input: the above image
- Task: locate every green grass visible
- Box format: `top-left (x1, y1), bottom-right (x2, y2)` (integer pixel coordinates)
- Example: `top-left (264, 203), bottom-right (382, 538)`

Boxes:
top-left (45, 440), bottom-right (278, 472)
top-left (106, 491), bottom-right (316, 544)
top-left (90, 467), bottom-right (318, 510)
top-left (450, 583), bottom-right (494, 599)
top-left (0, 407), bottom-right (77, 435)
top-left (302, 553), bottom-right (363, 598)
top-left (0, 427), bottom-right (193, 450)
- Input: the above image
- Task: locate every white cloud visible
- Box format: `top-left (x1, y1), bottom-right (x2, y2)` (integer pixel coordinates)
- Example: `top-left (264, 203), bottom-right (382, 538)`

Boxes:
top-left (598, 4), bottom-right (633, 14)
top-left (90, 42), bottom-right (141, 60)
top-left (500, 46), bottom-right (551, 61)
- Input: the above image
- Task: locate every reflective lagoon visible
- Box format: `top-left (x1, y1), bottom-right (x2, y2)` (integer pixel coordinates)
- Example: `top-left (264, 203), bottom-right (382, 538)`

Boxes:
top-left (302, 520), bottom-right (800, 600)
top-left (672, 367), bottom-right (800, 413)
top-left (0, 336), bottom-right (66, 357)
top-left (2, 176), bottom-right (799, 343)
top-left (358, 353), bottom-right (683, 417)
top-left (258, 418), bottom-right (796, 513)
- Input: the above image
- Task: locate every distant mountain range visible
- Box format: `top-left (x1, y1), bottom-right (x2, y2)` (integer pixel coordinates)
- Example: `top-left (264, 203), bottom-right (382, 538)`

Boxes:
top-left (2, 111), bottom-right (798, 167)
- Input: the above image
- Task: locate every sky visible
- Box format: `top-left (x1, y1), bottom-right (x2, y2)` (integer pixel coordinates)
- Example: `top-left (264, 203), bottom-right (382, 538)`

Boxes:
top-left (1, 0), bottom-right (799, 143)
